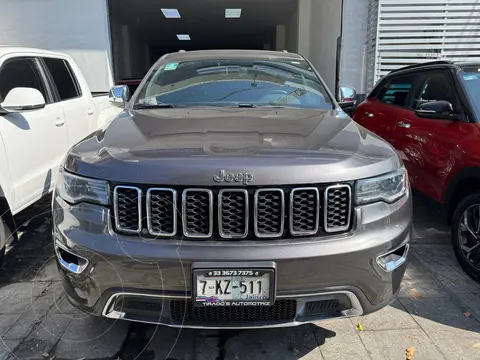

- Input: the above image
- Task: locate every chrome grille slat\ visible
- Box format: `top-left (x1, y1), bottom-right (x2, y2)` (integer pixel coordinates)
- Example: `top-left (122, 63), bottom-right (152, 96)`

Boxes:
top-left (290, 187), bottom-right (320, 236)
top-left (146, 188), bottom-right (177, 237)
top-left (218, 189), bottom-right (248, 239)
top-left (324, 185), bottom-right (352, 233)
top-left (113, 186), bottom-right (142, 234)
top-left (254, 189), bottom-right (285, 238)
top-left (182, 189), bottom-right (213, 238)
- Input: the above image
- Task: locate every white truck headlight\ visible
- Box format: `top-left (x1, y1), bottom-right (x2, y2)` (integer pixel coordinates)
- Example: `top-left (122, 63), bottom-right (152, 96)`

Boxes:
top-left (56, 168), bottom-right (110, 206)
top-left (355, 168), bottom-right (407, 205)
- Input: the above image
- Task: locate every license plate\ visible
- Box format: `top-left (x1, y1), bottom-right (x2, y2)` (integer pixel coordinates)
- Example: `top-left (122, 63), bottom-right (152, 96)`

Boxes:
top-left (192, 269), bottom-right (275, 307)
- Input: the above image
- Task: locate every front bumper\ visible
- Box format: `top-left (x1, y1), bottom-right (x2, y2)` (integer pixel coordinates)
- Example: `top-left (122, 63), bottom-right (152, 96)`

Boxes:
top-left (52, 191), bottom-right (412, 329)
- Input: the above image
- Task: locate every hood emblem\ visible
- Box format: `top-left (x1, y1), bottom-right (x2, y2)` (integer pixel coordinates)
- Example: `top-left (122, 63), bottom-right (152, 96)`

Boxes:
top-left (213, 170), bottom-right (253, 185)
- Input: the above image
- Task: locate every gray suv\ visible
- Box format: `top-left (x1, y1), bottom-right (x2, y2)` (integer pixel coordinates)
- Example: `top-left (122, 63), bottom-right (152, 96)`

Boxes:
top-left (52, 50), bottom-right (412, 329)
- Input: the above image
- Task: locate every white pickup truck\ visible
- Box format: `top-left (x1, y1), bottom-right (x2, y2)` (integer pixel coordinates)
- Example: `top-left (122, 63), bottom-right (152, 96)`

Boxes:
top-left (0, 47), bottom-right (122, 262)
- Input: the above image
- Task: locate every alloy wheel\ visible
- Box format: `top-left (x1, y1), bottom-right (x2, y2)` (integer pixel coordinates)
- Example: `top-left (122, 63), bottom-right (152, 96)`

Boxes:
top-left (458, 204), bottom-right (480, 270)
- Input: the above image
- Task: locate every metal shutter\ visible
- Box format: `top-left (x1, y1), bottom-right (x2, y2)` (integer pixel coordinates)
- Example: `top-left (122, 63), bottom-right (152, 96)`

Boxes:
top-left (368, 0), bottom-right (480, 91)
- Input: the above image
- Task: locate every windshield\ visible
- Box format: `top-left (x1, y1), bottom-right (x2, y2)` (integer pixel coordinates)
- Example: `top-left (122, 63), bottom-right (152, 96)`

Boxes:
top-left (133, 58), bottom-right (334, 110)
top-left (459, 67), bottom-right (480, 117)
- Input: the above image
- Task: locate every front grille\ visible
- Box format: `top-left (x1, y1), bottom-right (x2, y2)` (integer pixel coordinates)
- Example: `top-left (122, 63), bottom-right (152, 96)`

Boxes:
top-left (113, 186), bottom-right (141, 233)
top-left (147, 188), bottom-right (177, 236)
top-left (290, 188), bottom-right (320, 236)
top-left (112, 184), bottom-right (352, 239)
top-left (254, 189), bottom-right (285, 238)
top-left (125, 300), bottom-right (163, 313)
top-left (182, 189), bottom-right (213, 238)
top-left (170, 300), bottom-right (297, 323)
top-left (324, 185), bottom-right (351, 233)
top-left (304, 299), bottom-right (340, 315)
top-left (219, 190), bottom-right (248, 238)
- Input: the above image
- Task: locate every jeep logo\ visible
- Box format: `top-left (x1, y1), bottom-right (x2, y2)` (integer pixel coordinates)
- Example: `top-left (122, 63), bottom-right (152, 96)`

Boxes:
top-left (213, 170), bottom-right (253, 185)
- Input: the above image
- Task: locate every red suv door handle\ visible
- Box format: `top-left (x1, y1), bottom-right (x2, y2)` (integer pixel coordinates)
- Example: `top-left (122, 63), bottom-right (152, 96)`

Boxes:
top-left (398, 121), bottom-right (411, 129)
top-left (365, 112), bottom-right (374, 118)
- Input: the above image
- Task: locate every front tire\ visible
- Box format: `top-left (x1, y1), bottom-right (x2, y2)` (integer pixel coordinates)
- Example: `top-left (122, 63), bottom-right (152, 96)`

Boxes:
top-left (451, 193), bottom-right (480, 282)
top-left (0, 216), bottom-right (11, 268)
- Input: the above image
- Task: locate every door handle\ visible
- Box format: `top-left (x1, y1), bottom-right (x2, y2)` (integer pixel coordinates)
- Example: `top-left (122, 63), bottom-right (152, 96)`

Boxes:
top-left (54, 117), bottom-right (65, 127)
top-left (365, 112), bottom-right (374, 118)
top-left (87, 108), bottom-right (94, 115)
top-left (398, 121), bottom-right (411, 129)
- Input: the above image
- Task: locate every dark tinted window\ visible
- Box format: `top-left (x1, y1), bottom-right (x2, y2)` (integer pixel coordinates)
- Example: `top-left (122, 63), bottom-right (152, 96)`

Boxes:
top-left (414, 72), bottom-right (458, 112)
top-left (0, 58), bottom-right (48, 103)
top-left (377, 74), bottom-right (416, 108)
top-left (43, 58), bottom-right (80, 101)
top-left (128, 83), bottom-right (140, 94)
top-left (459, 68), bottom-right (480, 117)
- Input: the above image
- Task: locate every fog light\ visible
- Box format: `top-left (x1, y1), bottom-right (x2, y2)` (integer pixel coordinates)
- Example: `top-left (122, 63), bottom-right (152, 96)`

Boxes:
top-left (376, 244), bottom-right (409, 272)
top-left (55, 242), bottom-right (89, 274)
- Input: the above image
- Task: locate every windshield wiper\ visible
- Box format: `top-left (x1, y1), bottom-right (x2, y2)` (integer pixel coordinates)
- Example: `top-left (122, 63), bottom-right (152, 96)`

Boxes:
top-left (236, 103), bottom-right (257, 108)
top-left (133, 103), bottom-right (177, 109)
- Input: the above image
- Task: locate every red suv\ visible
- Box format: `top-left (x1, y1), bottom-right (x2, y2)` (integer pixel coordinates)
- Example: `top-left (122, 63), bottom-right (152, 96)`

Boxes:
top-left (116, 78), bottom-right (142, 96)
top-left (354, 60), bottom-right (480, 280)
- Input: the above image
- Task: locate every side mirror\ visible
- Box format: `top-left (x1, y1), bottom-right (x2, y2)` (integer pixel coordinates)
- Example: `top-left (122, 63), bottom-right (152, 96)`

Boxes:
top-left (0, 87), bottom-right (46, 114)
top-left (109, 85), bottom-right (131, 107)
top-left (415, 100), bottom-right (456, 120)
top-left (338, 86), bottom-right (357, 109)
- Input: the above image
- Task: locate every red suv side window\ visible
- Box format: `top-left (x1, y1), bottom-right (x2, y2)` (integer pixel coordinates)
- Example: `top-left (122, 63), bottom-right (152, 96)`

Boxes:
top-left (377, 74), bottom-right (416, 108)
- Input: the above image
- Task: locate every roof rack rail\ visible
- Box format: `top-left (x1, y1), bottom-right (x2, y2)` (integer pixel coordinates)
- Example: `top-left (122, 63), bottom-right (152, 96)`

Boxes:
top-left (178, 49), bottom-right (186, 52)
top-left (389, 60), bottom-right (453, 74)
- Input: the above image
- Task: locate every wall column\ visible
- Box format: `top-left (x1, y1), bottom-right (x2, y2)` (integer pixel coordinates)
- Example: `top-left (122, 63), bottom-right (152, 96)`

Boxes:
top-left (120, 25), bottom-right (132, 78)
top-left (297, 0), bottom-right (311, 58)
top-left (308, 0), bottom-right (342, 92)
top-left (276, 25), bottom-right (286, 51)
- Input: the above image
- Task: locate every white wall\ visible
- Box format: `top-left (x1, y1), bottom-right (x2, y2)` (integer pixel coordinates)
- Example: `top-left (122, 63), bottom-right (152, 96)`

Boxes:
top-left (276, 25), bottom-right (286, 51)
top-left (297, 0), bottom-right (312, 58)
top-left (284, 3), bottom-right (299, 53)
top-left (308, 0), bottom-right (342, 92)
top-left (0, 0), bottom-right (114, 92)
top-left (340, 0), bottom-right (369, 96)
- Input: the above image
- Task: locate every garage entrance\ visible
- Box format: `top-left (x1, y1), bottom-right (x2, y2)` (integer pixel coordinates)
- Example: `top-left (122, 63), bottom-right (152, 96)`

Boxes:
top-left (108, 0), bottom-right (299, 82)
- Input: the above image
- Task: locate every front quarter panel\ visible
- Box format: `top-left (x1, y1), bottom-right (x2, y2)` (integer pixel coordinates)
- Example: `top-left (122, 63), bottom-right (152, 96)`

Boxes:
top-left (443, 124), bottom-right (480, 205)
top-left (94, 96), bottom-right (123, 128)
top-left (0, 123), bottom-right (15, 212)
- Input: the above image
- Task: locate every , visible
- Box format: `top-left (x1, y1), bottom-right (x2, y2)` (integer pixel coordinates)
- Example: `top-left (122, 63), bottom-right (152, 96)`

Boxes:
top-left (353, 60), bottom-right (480, 282)
top-left (52, 49), bottom-right (412, 329)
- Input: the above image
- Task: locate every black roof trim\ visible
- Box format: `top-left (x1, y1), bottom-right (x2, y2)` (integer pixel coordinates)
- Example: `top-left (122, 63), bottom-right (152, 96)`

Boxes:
top-left (162, 49), bottom-right (304, 62)
top-left (389, 60), bottom-right (454, 75)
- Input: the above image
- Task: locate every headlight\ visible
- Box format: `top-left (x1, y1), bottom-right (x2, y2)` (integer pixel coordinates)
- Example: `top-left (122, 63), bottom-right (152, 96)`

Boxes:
top-left (355, 168), bottom-right (407, 205)
top-left (56, 168), bottom-right (110, 206)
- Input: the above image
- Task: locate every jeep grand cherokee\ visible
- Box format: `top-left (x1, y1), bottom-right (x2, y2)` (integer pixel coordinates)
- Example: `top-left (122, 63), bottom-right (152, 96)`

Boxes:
top-left (52, 50), bottom-right (412, 328)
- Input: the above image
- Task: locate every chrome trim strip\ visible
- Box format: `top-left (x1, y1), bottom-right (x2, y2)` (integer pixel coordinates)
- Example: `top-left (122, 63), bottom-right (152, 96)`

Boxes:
top-left (290, 187), bottom-right (320, 236)
top-left (113, 185), bottom-right (142, 234)
top-left (146, 188), bottom-right (177, 237)
top-left (254, 188), bottom-right (285, 238)
top-left (324, 184), bottom-right (352, 233)
top-left (182, 189), bottom-right (213, 238)
top-left (101, 290), bottom-right (364, 328)
top-left (102, 292), bottom-right (187, 320)
top-left (218, 189), bottom-right (249, 239)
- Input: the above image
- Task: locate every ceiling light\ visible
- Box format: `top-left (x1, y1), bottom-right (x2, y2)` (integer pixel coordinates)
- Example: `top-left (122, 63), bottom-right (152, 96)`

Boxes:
top-left (161, 8), bottom-right (181, 18)
top-left (225, 9), bottom-right (242, 18)
top-left (177, 34), bottom-right (191, 41)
